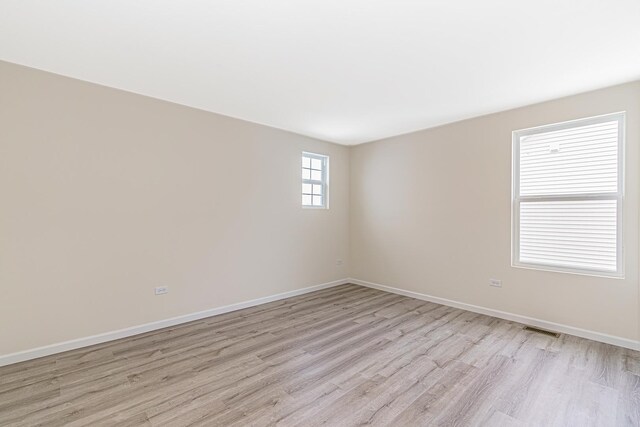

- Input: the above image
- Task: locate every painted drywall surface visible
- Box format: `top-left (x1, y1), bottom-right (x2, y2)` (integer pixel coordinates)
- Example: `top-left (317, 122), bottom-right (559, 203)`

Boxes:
top-left (0, 61), bottom-right (349, 355)
top-left (350, 81), bottom-right (640, 341)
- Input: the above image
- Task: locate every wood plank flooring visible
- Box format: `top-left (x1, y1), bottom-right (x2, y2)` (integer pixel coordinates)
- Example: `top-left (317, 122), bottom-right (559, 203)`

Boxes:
top-left (1, 284), bottom-right (639, 426)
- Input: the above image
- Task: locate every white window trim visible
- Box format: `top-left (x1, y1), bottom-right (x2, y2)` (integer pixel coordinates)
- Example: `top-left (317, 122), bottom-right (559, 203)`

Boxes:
top-left (511, 112), bottom-right (625, 278)
top-left (302, 152), bottom-right (329, 209)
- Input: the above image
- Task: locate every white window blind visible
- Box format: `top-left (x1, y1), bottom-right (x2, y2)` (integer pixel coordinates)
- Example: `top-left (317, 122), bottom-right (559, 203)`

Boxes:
top-left (513, 113), bottom-right (624, 276)
top-left (302, 152), bottom-right (328, 208)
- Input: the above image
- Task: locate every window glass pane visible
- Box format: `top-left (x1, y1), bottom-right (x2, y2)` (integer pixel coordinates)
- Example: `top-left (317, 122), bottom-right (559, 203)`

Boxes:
top-left (519, 121), bottom-right (618, 196)
top-left (302, 156), bottom-right (311, 168)
top-left (313, 184), bottom-right (322, 195)
top-left (311, 158), bottom-right (322, 170)
top-left (302, 168), bottom-right (311, 180)
top-left (312, 195), bottom-right (323, 206)
top-left (302, 194), bottom-right (312, 206)
top-left (519, 199), bottom-right (617, 272)
top-left (302, 183), bottom-right (312, 194)
top-left (311, 170), bottom-right (322, 181)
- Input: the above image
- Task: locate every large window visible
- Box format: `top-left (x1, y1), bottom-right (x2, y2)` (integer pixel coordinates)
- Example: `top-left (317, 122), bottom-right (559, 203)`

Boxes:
top-left (512, 113), bottom-right (624, 276)
top-left (302, 152), bottom-right (328, 208)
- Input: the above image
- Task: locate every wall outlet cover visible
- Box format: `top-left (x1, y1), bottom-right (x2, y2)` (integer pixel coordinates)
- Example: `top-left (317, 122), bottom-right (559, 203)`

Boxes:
top-left (155, 286), bottom-right (169, 295)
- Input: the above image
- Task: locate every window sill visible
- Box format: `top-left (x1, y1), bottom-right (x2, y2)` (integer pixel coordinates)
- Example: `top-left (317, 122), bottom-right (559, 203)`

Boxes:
top-left (511, 262), bottom-right (624, 280)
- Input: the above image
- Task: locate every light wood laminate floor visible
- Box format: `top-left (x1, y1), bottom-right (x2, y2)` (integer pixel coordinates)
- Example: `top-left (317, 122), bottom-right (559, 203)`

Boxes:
top-left (1, 284), bottom-right (639, 426)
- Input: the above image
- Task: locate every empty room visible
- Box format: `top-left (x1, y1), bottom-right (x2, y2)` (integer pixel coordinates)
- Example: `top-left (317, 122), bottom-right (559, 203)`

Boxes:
top-left (1, 1), bottom-right (639, 426)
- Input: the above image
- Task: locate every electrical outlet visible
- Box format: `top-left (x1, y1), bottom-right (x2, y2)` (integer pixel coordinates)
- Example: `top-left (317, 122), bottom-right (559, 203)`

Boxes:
top-left (155, 286), bottom-right (169, 295)
top-left (336, 259), bottom-right (343, 266)
top-left (489, 279), bottom-right (502, 288)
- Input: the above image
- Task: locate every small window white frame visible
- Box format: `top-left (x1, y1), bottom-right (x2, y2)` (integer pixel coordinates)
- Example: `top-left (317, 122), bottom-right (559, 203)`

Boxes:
top-left (302, 152), bottom-right (329, 209)
top-left (511, 112), bottom-right (625, 277)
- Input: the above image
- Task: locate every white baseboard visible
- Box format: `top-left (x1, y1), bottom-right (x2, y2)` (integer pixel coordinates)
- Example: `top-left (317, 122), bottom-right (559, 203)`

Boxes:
top-left (4, 277), bottom-right (636, 367)
top-left (349, 278), bottom-right (640, 351)
top-left (0, 278), bottom-right (350, 367)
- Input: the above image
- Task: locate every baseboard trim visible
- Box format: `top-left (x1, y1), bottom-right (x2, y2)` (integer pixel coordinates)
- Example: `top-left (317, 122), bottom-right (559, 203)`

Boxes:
top-left (349, 278), bottom-right (640, 351)
top-left (0, 278), bottom-right (350, 367)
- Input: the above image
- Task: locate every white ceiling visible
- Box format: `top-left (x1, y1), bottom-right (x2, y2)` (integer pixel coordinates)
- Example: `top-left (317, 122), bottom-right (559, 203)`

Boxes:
top-left (1, 1), bottom-right (639, 145)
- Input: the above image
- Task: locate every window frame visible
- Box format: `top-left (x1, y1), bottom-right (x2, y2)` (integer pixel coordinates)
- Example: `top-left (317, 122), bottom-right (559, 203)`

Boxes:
top-left (511, 112), bottom-right (625, 278)
top-left (301, 152), bottom-right (329, 209)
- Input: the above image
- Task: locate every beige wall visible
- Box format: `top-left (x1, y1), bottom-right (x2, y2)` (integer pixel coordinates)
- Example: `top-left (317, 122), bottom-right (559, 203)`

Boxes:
top-left (1, 59), bottom-right (638, 358)
top-left (350, 81), bottom-right (640, 341)
top-left (0, 61), bottom-right (349, 355)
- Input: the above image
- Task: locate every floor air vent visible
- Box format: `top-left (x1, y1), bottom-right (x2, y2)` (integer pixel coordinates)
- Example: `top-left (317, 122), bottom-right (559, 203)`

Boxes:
top-left (523, 326), bottom-right (560, 338)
